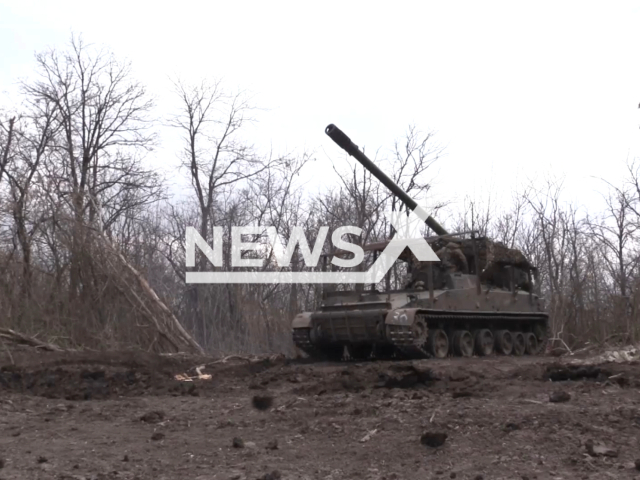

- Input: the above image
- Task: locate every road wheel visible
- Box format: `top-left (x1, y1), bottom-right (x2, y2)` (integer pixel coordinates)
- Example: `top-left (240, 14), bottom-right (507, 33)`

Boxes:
top-left (512, 332), bottom-right (526, 356)
top-left (524, 332), bottom-right (538, 355)
top-left (494, 330), bottom-right (513, 355)
top-left (427, 329), bottom-right (449, 358)
top-left (474, 329), bottom-right (494, 356)
top-left (452, 330), bottom-right (474, 357)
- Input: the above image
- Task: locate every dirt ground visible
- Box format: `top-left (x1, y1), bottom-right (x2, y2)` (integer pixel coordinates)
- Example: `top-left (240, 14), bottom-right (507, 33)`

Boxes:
top-left (1, 348), bottom-right (640, 480)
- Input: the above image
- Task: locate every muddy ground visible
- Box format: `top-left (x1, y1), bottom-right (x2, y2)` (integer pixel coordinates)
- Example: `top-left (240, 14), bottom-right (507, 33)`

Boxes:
top-left (1, 349), bottom-right (640, 480)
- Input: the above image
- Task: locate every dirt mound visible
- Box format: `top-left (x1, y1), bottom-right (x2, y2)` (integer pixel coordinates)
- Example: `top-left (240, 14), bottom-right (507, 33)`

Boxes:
top-left (0, 349), bottom-right (294, 401)
top-left (286, 362), bottom-right (439, 396)
top-left (542, 362), bottom-right (640, 388)
top-left (544, 364), bottom-right (610, 382)
top-left (0, 364), bottom-right (201, 400)
top-left (0, 349), bottom-right (188, 371)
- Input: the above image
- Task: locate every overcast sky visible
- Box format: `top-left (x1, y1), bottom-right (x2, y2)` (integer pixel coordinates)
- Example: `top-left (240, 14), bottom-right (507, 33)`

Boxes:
top-left (2, 0), bottom-right (640, 220)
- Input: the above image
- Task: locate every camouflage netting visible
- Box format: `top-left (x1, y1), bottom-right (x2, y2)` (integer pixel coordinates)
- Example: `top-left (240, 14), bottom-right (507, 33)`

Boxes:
top-left (461, 237), bottom-right (535, 271)
top-left (401, 237), bottom-right (536, 291)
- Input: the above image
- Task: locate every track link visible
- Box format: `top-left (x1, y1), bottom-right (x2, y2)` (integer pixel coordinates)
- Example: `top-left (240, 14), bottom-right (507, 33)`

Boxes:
top-left (294, 312), bottom-right (549, 361)
top-left (292, 328), bottom-right (343, 361)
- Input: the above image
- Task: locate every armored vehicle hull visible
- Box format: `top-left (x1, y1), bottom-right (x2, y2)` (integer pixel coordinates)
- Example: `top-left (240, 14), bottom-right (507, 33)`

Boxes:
top-left (292, 274), bottom-right (549, 360)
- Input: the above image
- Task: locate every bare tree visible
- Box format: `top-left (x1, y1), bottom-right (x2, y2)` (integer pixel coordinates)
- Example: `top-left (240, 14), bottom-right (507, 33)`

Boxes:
top-left (167, 77), bottom-right (302, 348)
top-left (2, 98), bottom-right (59, 303)
top-left (588, 184), bottom-right (638, 298)
top-left (389, 124), bottom-right (445, 216)
top-left (167, 78), bottom-right (278, 251)
top-left (21, 34), bottom-right (158, 301)
top-left (493, 188), bottom-right (530, 248)
top-left (0, 34), bottom-right (206, 353)
top-left (0, 116), bottom-right (16, 186)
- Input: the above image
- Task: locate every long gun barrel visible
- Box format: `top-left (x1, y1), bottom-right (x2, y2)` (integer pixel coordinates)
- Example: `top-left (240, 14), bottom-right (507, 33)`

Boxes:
top-left (325, 123), bottom-right (449, 236)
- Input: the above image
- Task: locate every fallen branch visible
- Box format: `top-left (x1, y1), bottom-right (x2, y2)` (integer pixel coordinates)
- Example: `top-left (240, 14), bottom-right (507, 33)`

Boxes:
top-left (205, 353), bottom-right (286, 366)
top-left (570, 344), bottom-right (598, 356)
top-left (0, 328), bottom-right (63, 352)
top-left (0, 335), bottom-right (15, 364)
top-left (88, 195), bottom-right (204, 356)
top-left (548, 336), bottom-right (573, 355)
top-left (207, 355), bottom-right (257, 365)
top-left (104, 243), bottom-right (204, 355)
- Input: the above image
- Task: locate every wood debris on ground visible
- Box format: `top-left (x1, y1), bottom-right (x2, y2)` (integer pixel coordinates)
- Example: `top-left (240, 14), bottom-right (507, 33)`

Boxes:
top-left (568, 345), bottom-right (640, 365)
top-left (174, 365), bottom-right (212, 381)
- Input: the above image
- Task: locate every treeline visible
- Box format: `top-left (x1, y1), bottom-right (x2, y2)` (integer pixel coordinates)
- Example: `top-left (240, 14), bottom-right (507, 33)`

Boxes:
top-left (0, 35), bottom-right (638, 355)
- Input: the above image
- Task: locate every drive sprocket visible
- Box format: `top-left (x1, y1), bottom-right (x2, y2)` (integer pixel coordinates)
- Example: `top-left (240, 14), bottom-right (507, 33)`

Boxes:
top-left (386, 314), bottom-right (430, 359)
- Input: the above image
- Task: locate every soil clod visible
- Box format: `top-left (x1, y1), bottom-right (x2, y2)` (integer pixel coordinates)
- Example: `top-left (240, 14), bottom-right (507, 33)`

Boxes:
top-left (545, 364), bottom-right (607, 382)
top-left (256, 470), bottom-right (281, 480)
top-left (504, 422), bottom-right (520, 432)
top-left (380, 366), bottom-right (436, 389)
top-left (232, 437), bottom-right (245, 448)
top-left (549, 390), bottom-right (571, 403)
top-left (585, 439), bottom-right (618, 457)
top-left (140, 410), bottom-right (165, 423)
top-left (420, 432), bottom-right (447, 448)
top-left (150, 432), bottom-right (165, 441)
top-left (252, 395), bottom-right (274, 410)
top-left (452, 390), bottom-right (473, 399)
top-left (265, 439), bottom-right (278, 450)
